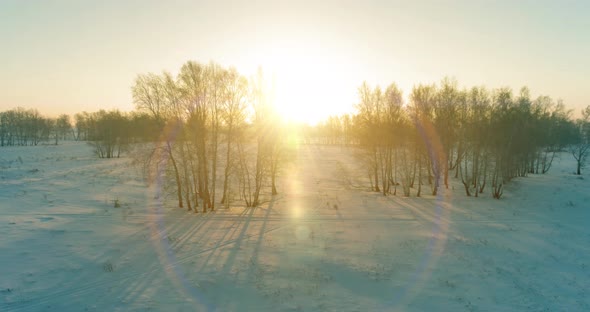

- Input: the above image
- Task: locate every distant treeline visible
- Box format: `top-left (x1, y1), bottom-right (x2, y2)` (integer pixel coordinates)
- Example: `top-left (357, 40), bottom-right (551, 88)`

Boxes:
top-left (0, 108), bottom-right (161, 149)
top-left (0, 108), bottom-right (71, 146)
top-left (73, 110), bottom-right (161, 158)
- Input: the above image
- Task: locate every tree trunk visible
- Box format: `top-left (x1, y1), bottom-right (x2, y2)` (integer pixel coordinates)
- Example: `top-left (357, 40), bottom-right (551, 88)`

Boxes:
top-left (210, 124), bottom-right (219, 211)
top-left (271, 173), bottom-right (277, 195)
top-left (221, 123), bottom-right (233, 205)
top-left (416, 156), bottom-right (422, 197)
top-left (167, 143), bottom-right (183, 208)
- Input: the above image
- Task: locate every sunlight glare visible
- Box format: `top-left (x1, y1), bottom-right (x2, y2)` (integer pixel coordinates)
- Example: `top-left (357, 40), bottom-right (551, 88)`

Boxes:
top-left (258, 42), bottom-right (357, 125)
top-left (291, 205), bottom-right (303, 219)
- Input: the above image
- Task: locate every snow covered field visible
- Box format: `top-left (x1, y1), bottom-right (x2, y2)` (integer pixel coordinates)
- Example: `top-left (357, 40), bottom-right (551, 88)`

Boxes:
top-left (1, 142), bottom-right (589, 311)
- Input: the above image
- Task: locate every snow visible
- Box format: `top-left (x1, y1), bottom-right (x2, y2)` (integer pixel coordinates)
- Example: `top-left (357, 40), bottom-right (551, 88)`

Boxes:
top-left (1, 142), bottom-right (589, 311)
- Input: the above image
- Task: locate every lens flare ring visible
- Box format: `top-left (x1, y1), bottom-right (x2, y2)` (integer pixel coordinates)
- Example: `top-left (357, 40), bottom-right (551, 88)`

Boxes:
top-left (147, 119), bottom-right (449, 311)
top-left (147, 120), bottom-right (216, 311)
top-left (382, 116), bottom-right (451, 311)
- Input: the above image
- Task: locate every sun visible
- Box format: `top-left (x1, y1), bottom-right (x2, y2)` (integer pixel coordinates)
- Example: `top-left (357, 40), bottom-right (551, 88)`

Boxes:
top-left (256, 43), bottom-right (357, 125)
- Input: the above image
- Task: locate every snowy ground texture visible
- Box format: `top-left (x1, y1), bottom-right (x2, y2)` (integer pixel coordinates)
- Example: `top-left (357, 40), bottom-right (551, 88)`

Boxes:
top-left (1, 142), bottom-right (589, 311)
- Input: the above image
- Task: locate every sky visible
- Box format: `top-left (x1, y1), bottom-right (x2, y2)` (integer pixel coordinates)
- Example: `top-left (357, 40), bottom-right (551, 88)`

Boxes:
top-left (1, 0), bottom-right (589, 123)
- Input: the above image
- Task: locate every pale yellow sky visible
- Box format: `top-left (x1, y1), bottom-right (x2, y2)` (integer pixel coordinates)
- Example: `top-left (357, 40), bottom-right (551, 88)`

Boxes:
top-left (1, 0), bottom-right (589, 123)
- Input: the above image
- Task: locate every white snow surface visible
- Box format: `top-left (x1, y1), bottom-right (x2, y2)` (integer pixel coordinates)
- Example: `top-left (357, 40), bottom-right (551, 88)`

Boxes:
top-left (1, 142), bottom-right (589, 311)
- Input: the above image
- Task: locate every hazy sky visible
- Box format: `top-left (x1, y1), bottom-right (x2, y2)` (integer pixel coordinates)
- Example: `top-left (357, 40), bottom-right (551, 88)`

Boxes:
top-left (1, 0), bottom-right (589, 122)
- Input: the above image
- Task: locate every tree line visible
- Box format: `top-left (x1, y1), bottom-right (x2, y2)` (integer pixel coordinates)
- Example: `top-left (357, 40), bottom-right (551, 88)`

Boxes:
top-left (312, 78), bottom-right (589, 199)
top-left (2, 67), bottom-right (588, 204)
top-left (0, 107), bottom-right (162, 155)
top-left (0, 108), bottom-right (71, 146)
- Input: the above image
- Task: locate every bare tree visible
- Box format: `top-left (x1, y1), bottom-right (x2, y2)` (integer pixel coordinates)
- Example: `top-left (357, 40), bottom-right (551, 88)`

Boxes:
top-left (570, 106), bottom-right (590, 175)
top-left (133, 72), bottom-right (185, 208)
top-left (220, 68), bottom-right (248, 205)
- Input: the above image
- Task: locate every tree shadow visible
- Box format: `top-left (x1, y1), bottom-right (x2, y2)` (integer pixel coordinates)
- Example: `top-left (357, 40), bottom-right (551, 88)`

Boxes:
top-left (246, 197), bottom-right (276, 277)
top-left (198, 206), bottom-right (254, 273)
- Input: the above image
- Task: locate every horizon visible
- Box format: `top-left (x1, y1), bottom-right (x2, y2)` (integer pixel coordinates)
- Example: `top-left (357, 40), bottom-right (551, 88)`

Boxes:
top-left (1, 0), bottom-right (589, 123)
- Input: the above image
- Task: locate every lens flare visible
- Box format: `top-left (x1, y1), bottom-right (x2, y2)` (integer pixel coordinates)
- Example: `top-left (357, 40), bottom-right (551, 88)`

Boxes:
top-left (291, 205), bottom-right (303, 219)
top-left (383, 115), bottom-right (451, 310)
top-left (146, 120), bottom-right (215, 311)
top-left (145, 116), bottom-right (451, 311)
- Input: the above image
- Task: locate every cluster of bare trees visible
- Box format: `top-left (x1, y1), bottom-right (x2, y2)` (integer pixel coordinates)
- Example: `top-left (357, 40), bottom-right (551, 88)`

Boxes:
top-left (310, 115), bottom-right (354, 145)
top-left (73, 110), bottom-right (161, 158)
top-left (318, 78), bottom-right (584, 199)
top-left (132, 61), bottom-right (286, 211)
top-left (0, 108), bottom-right (71, 146)
top-left (0, 107), bottom-right (151, 157)
top-left (83, 110), bottom-right (131, 158)
top-left (570, 106), bottom-right (590, 175)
